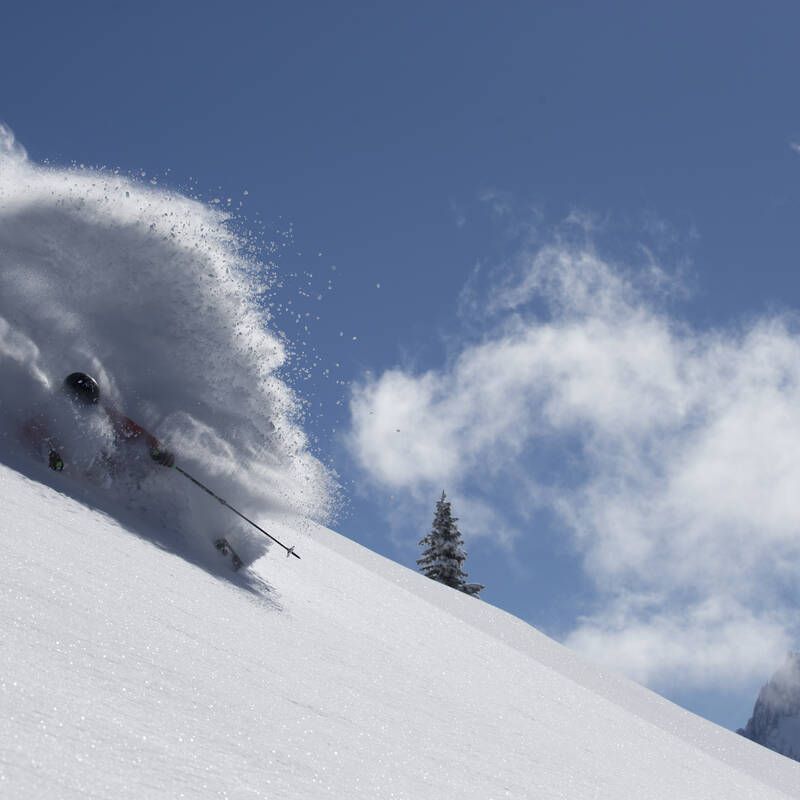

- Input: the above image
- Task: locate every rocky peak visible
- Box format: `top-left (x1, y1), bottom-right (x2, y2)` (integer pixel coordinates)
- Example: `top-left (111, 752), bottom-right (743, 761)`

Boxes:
top-left (738, 652), bottom-right (800, 762)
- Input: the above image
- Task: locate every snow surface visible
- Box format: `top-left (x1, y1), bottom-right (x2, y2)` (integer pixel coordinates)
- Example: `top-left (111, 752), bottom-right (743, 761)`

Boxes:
top-left (2, 464), bottom-right (800, 799)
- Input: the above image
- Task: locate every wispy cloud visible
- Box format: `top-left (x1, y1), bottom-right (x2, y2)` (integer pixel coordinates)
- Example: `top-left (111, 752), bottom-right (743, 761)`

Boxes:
top-left (449, 197), bottom-right (466, 229)
top-left (479, 188), bottom-right (514, 219)
top-left (0, 122), bottom-right (28, 162)
top-left (347, 221), bottom-right (800, 689)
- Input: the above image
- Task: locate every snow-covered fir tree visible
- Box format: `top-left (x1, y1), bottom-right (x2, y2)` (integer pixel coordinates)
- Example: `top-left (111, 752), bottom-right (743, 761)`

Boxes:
top-left (417, 492), bottom-right (483, 597)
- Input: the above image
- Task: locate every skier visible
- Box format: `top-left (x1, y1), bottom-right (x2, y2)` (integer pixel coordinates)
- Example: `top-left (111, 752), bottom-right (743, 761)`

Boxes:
top-left (23, 372), bottom-right (175, 474)
top-left (21, 372), bottom-right (300, 568)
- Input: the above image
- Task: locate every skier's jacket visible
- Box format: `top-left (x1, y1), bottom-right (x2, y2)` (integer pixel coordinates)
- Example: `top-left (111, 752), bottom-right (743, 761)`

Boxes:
top-left (22, 401), bottom-right (174, 472)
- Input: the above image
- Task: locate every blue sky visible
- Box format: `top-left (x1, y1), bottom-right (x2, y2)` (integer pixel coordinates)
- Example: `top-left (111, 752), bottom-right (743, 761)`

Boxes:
top-left (5, 2), bottom-right (800, 730)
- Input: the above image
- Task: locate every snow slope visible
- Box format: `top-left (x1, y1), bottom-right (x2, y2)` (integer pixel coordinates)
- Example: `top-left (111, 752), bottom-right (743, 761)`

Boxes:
top-left (2, 463), bottom-right (799, 800)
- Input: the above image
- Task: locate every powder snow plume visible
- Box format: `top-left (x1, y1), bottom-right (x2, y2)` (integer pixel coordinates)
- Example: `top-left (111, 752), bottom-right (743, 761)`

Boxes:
top-left (0, 124), bottom-right (334, 564)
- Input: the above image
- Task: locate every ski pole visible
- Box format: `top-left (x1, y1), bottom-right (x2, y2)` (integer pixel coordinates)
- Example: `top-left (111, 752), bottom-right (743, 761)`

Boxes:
top-left (174, 465), bottom-right (301, 559)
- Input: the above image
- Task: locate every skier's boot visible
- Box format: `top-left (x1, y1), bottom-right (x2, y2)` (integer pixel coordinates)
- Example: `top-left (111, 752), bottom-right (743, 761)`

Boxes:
top-left (215, 538), bottom-right (243, 571)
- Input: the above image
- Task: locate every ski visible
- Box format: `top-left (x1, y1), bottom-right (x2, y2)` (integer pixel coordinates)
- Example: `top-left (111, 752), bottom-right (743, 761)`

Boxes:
top-left (214, 538), bottom-right (243, 571)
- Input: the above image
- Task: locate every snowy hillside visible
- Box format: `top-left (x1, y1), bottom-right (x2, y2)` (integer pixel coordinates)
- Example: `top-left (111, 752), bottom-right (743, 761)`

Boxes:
top-left (2, 463), bottom-right (800, 800)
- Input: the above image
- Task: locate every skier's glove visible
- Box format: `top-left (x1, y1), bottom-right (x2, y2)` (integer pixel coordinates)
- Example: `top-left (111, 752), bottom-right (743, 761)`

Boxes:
top-left (48, 449), bottom-right (64, 471)
top-left (150, 447), bottom-right (175, 468)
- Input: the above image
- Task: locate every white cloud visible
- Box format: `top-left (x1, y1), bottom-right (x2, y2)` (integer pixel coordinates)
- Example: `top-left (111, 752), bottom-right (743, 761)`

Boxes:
top-left (567, 595), bottom-right (792, 689)
top-left (347, 234), bottom-right (800, 690)
top-left (0, 122), bottom-right (28, 162)
top-left (479, 188), bottom-right (514, 218)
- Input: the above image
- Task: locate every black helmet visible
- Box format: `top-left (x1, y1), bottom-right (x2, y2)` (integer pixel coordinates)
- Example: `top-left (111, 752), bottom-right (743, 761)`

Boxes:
top-left (63, 372), bottom-right (100, 405)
